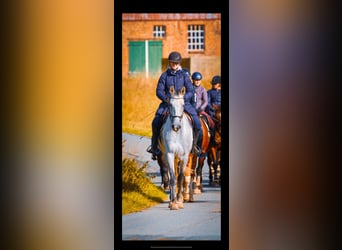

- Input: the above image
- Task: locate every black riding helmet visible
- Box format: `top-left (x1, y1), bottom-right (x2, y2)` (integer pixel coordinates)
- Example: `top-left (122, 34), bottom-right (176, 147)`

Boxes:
top-left (168, 51), bottom-right (182, 63)
top-left (191, 72), bottom-right (202, 81)
top-left (211, 75), bottom-right (221, 84)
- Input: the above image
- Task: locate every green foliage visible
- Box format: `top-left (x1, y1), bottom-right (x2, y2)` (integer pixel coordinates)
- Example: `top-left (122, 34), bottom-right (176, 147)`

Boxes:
top-left (122, 158), bottom-right (149, 191)
top-left (122, 155), bottom-right (168, 215)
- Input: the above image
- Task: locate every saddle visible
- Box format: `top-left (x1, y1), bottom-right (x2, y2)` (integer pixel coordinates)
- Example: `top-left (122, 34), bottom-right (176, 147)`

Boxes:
top-left (199, 111), bottom-right (215, 129)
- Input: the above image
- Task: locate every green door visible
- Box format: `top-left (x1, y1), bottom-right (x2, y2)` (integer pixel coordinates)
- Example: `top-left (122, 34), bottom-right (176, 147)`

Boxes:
top-left (148, 41), bottom-right (162, 76)
top-left (128, 41), bottom-right (145, 74)
top-left (128, 40), bottom-right (162, 76)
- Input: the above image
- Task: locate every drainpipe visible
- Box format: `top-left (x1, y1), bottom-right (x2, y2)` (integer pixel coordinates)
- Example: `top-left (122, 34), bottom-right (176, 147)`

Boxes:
top-left (145, 40), bottom-right (149, 78)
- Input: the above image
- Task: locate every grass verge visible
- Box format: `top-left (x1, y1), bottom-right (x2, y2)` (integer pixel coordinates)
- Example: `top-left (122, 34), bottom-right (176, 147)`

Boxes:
top-left (122, 157), bottom-right (168, 215)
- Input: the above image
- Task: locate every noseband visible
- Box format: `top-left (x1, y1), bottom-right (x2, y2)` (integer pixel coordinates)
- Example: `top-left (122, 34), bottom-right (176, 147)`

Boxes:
top-left (169, 96), bottom-right (184, 122)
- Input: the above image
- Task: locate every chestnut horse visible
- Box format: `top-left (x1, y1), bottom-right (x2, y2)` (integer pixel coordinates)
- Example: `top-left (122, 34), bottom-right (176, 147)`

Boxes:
top-left (208, 104), bottom-right (221, 185)
top-left (187, 113), bottom-right (213, 195)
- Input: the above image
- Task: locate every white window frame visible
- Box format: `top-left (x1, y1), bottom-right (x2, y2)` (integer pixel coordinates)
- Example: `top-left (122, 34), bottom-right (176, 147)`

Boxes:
top-left (187, 25), bottom-right (205, 51)
top-left (153, 25), bottom-right (166, 38)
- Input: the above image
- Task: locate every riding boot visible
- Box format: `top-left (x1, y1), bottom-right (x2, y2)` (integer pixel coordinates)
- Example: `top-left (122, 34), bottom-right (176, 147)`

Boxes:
top-left (147, 126), bottom-right (160, 160)
top-left (191, 129), bottom-right (201, 155)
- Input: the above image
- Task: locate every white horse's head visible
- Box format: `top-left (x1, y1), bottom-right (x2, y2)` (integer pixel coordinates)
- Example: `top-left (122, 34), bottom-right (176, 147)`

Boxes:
top-left (169, 86), bottom-right (185, 132)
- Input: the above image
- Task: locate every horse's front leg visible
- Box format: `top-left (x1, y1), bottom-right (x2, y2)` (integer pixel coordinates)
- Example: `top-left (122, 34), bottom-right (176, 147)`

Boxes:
top-left (188, 153), bottom-right (197, 201)
top-left (195, 156), bottom-right (205, 193)
top-left (175, 158), bottom-right (186, 208)
top-left (158, 155), bottom-right (170, 190)
top-left (161, 164), bottom-right (170, 191)
top-left (182, 153), bottom-right (195, 202)
top-left (208, 148), bottom-right (216, 184)
top-left (176, 169), bottom-right (185, 209)
top-left (166, 153), bottom-right (179, 210)
top-left (215, 149), bottom-right (221, 184)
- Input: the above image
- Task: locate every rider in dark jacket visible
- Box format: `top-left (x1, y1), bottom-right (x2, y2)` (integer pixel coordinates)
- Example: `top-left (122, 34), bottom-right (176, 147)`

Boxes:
top-left (206, 75), bottom-right (221, 146)
top-left (206, 75), bottom-right (221, 118)
top-left (147, 51), bottom-right (201, 160)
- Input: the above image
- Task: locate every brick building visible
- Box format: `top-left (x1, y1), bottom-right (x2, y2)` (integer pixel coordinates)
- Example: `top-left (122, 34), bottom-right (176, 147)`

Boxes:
top-left (122, 13), bottom-right (221, 80)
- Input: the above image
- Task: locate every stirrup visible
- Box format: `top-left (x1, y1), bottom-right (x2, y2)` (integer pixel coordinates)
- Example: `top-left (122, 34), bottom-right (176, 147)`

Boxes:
top-left (151, 149), bottom-right (161, 161)
top-left (191, 145), bottom-right (201, 155)
top-left (147, 145), bottom-right (160, 154)
top-left (146, 145), bottom-right (153, 153)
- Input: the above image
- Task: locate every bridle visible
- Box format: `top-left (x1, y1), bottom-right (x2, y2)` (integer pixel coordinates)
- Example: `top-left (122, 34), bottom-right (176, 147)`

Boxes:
top-left (168, 96), bottom-right (184, 123)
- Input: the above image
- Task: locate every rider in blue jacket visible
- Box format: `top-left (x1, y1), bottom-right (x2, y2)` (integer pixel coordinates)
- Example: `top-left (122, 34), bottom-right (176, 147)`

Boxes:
top-left (206, 75), bottom-right (221, 118)
top-left (147, 51), bottom-right (201, 160)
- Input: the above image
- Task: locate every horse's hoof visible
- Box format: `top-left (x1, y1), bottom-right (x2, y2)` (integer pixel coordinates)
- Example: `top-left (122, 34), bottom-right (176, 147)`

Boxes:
top-left (177, 202), bottom-right (184, 209)
top-left (170, 203), bottom-right (179, 210)
top-left (183, 193), bottom-right (190, 201)
top-left (211, 181), bottom-right (219, 187)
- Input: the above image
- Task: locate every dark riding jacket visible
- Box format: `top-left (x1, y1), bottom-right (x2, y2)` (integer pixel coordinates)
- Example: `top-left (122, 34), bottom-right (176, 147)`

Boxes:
top-left (153, 67), bottom-right (201, 130)
top-left (206, 88), bottom-right (221, 117)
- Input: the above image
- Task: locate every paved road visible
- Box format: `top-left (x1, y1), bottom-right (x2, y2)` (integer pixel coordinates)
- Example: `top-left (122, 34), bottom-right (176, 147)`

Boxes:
top-left (121, 133), bottom-right (221, 240)
top-left (122, 133), bottom-right (162, 185)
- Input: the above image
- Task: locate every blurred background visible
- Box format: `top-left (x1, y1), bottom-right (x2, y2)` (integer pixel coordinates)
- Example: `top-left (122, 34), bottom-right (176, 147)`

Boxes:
top-left (5, 1), bottom-right (114, 249)
top-left (229, 0), bottom-right (336, 249)
top-left (3, 0), bottom-right (338, 249)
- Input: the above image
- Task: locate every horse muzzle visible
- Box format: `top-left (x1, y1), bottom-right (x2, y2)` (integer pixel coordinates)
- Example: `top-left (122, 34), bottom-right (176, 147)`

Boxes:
top-left (172, 125), bottom-right (181, 132)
